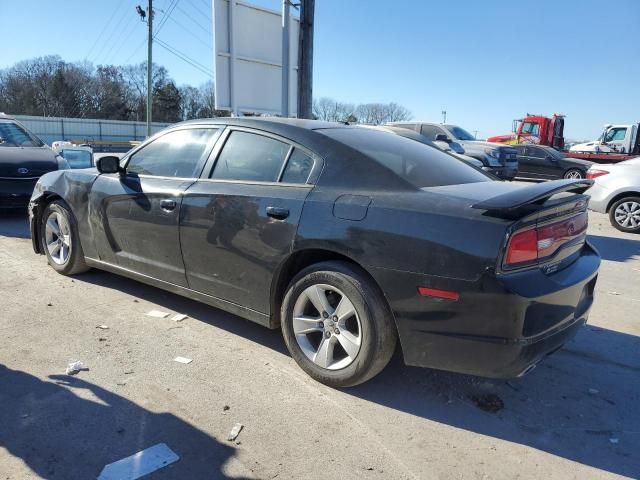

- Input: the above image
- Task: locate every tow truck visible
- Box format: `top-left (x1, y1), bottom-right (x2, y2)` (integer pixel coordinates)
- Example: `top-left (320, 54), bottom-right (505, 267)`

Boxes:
top-left (487, 114), bottom-right (640, 163)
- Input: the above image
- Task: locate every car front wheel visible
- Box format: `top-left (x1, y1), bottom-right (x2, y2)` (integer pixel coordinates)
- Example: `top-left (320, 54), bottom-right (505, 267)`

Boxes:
top-left (609, 196), bottom-right (640, 233)
top-left (281, 261), bottom-right (397, 387)
top-left (40, 200), bottom-right (89, 275)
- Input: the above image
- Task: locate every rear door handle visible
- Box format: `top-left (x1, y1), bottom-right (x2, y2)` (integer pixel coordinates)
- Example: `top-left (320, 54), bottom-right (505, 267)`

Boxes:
top-left (266, 206), bottom-right (289, 220)
top-left (160, 199), bottom-right (177, 211)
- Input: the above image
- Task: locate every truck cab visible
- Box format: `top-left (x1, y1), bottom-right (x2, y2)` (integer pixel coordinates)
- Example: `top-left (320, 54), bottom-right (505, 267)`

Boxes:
top-left (570, 124), bottom-right (639, 154)
top-left (488, 114), bottom-right (565, 150)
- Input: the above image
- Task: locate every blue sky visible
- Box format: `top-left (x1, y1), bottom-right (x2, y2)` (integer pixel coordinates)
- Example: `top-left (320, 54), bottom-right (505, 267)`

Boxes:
top-left (1, 0), bottom-right (639, 140)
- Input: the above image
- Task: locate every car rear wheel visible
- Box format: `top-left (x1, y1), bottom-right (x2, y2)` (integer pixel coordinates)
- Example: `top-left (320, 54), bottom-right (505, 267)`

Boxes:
top-left (563, 168), bottom-right (584, 179)
top-left (609, 196), bottom-right (640, 233)
top-left (281, 261), bottom-right (397, 387)
top-left (41, 200), bottom-right (89, 275)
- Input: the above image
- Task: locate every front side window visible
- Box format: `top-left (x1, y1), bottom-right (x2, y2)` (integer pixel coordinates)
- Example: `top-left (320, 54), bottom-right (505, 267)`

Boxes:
top-left (127, 128), bottom-right (218, 178)
top-left (0, 121), bottom-right (44, 147)
top-left (420, 125), bottom-right (443, 141)
top-left (605, 128), bottom-right (627, 142)
top-left (521, 122), bottom-right (540, 136)
top-left (444, 125), bottom-right (476, 141)
top-left (529, 147), bottom-right (546, 159)
top-left (281, 148), bottom-right (314, 184)
top-left (211, 131), bottom-right (290, 182)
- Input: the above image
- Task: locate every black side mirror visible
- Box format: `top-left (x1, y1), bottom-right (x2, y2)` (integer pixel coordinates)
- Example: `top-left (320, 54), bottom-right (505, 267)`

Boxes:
top-left (546, 155), bottom-right (557, 162)
top-left (96, 156), bottom-right (121, 174)
top-left (434, 133), bottom-right (451, 143)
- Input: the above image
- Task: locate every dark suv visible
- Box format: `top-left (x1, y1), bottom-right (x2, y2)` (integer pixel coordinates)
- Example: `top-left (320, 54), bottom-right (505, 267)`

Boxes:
top-left (0, 113), bottom-right (65, 209)
top-left (389, 122), bottom-right (518, 180)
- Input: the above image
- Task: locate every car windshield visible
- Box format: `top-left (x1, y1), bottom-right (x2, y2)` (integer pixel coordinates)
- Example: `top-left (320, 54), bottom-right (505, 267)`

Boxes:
top-left (61, 149), bottom-right (92, 169)
top-left (0, 121), bottom-right (44, 147)
top-left (320, 128), bottom-right (491, 188)
top-left (444, 125), bottom-right (476, 141)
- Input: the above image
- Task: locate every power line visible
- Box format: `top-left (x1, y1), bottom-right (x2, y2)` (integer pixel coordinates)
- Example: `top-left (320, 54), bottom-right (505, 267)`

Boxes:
top-left (163, 11), bottom-right (211, 48)
top-left (92, 0), bottom-right (136, 63)
top-left (123, 37), bottom-right (148, 64)
top-left (102, 8), bottom-right (140, 64)
top-left (85, 1), bottom-right (124, 60)
top-left (154, 0), bottom-right (180, 37)
top-left (175, 3), bottom-right (211, 36)
top-left (155, 37), bottom-right (213, 76)
top-left (187, 0), bottom-right (212, 22)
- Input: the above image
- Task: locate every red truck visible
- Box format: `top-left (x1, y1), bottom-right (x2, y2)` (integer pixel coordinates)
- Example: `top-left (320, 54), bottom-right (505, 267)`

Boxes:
top-left (488, 114), bottom-right (640, 163)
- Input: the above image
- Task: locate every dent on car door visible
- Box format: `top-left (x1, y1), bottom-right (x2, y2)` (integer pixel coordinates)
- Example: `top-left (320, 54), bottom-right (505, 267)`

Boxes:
top-left (179, 128), bottom-right (318, 314)
top-left (89, 127), bottom-right (220, 286)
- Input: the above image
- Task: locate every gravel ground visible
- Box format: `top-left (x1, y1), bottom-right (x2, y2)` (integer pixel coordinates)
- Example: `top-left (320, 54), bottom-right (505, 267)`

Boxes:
top-left (0, 206), bottom-right (638, 480)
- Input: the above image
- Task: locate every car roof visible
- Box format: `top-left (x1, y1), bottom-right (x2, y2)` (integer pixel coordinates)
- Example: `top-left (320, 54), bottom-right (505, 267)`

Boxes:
top-left (178, 117), bottom-right (351, 131)
top-left (0, 112), bottom-right (16, 122)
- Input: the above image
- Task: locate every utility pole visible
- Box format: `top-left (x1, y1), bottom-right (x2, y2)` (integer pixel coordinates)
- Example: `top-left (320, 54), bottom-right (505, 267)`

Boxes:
top-left (441, 110), bottom-right (447, 124)
top-left (297, 0), bottom-right (314, 119)
top-left (281, 0), bottom-right (290, 117)
top-left (146, 0), bottom-right (153, 137)
top-left (136, 3), bottom-right (153, 136)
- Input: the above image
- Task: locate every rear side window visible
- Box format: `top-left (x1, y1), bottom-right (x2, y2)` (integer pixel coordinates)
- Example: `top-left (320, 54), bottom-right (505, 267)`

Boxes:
top-left (320, 128), bottom-right (491, 188)
top-left (281, 148), bottom-right (314, 184)
top-left (212, 131), bottom-right (289, 182)
top-left (127, 128), bottom-right (218, 178)
top-left (420, 125), bottom-right (444, 141)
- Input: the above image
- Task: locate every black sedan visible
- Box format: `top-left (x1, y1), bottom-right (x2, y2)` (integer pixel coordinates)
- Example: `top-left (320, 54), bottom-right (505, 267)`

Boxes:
top-left (513, 144), bottom-right (593, 180)
top-left (29, 118), bottom-right (600, 387)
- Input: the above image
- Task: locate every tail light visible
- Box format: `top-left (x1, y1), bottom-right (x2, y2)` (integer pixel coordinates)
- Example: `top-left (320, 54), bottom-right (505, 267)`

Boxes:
top-left (586, 169), bottom-right (609, 180)
top-left (504, 212), bottom-right (588, 267)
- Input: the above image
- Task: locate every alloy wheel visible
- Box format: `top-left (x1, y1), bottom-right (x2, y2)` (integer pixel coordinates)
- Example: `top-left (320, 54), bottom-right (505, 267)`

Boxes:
top-left (292, 284), bottom-right (362, 370)
top-left (45, 211), bottom-right (72, 265)
top-left (564, 169), bottom-right (583, 179)
top-left (614, 201), bottom-right (640, 229)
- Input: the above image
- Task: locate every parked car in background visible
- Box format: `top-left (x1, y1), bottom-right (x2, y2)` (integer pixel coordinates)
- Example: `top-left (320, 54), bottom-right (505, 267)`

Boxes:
top-left (585, 158), bottom-right (640, 233)
top-left (358, 125), bottom-right (486, 169)
top-left (0, 113), bottom-right (68, 209)
top-left (389, 122), bottom-right (518, 180)
top-left (512, 144), bottom-right (592, 180)
top-left (52, 141), bottom-right (94, 169)
top-left (29, 118), bottom-right (599, 387)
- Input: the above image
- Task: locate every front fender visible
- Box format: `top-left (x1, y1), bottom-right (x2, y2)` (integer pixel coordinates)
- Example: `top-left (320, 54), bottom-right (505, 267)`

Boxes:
top-left (29, 168), bottom-right (99, 256)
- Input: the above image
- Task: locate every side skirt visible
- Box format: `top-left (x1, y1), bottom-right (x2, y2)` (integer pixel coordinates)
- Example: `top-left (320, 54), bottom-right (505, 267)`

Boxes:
top-left (84, 257), bottom-right (273, 328)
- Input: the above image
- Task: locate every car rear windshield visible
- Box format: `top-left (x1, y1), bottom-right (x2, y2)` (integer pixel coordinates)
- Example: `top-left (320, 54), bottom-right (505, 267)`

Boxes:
top-left (320, 128), bottom-right (491, 188)
top-left (0, 121), bottom-right (44, 147)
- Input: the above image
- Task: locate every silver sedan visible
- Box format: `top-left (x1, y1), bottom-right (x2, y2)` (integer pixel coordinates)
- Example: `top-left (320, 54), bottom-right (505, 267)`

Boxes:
top-left (586, 158), bottom-right (640, 233)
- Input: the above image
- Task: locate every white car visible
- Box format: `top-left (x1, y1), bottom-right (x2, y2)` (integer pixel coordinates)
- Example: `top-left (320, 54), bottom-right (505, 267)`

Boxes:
top-left (586, 157), bottom-right (640, 233)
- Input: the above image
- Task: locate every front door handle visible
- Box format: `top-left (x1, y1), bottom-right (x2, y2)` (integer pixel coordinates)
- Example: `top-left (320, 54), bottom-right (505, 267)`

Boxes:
top-left (266, 206), bottom-right (289, 220)
top-left (160, 199), bottom-right (177, 211)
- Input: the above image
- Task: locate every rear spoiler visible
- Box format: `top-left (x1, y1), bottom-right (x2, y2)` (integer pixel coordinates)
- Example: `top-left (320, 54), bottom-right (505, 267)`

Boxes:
top-left (472, 179), bottom-right (593, 218)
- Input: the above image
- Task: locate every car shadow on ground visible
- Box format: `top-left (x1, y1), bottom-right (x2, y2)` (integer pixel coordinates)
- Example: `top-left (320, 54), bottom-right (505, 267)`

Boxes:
top-left (74, 269), bottom-right (639, 478)
top-left (588, 234), bottom-right (640, 262)
top-left (346, 325), bottom-right (640, 478)
top-left (0, 365), bottom-right (252, 479)
top-left (0, 210), bottom-right (30, 238)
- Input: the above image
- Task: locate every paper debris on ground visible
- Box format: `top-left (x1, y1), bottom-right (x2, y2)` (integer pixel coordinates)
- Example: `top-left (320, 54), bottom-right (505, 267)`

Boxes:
top-left (66, 361), bottom-right (84, 375)
top-left (173, 356), bottom-right (192, 364)
top-left (609, 437), bottom-right (619, 444)
top-left (171, 314), bottom-right (188, 322)
top-left (146, 310), bottom-right (170, 318)
top-left (228, 423), bottom-right (243, 441)
top-left (96, 324), bottom-right (109, 330)
top-left (588, 388), bottom-right (599, 394)
top-left (97, 443), bottom-right (179, 480)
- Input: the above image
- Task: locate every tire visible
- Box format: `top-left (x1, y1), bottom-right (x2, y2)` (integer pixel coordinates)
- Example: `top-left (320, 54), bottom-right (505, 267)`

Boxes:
top-left (563, 168), bottom-right (585, 179)
top-left (281, 261), bottom-right (397, 387)
top-left (40, 200), bottom-right (89, 275)
top-left (608, 196), bottom-right (640, 234)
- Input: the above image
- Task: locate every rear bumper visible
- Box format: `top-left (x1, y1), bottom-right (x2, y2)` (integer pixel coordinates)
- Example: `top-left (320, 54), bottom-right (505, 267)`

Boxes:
top-left (372, 242), bottom-right (600, 378)
top-left (585, 184), bottom-right (611, 213)
top-left (0, 178), bottom-right (37, 209)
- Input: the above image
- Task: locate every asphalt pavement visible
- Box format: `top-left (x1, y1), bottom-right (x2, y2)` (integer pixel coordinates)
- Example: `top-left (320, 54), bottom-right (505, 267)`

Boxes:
top-left (0, 207), bottom-right (638, 480)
